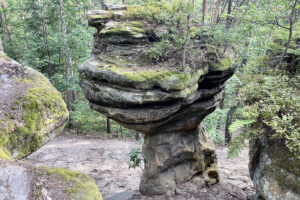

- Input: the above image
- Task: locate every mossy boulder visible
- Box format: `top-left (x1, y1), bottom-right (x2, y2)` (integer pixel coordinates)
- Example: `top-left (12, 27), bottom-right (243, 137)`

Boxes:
top-left (0, 51), bottom-right (69, 159)
top-left (249, 135), bottom-right (300, 200)
top-left (0, 160), bottom-right (102, 200)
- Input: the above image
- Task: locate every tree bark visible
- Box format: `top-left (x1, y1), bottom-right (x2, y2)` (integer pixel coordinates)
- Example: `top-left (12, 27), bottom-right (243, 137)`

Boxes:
top-left (38, 0), bottom-right (52, 76)
top-left (60, 0), bottom-right (73, 115)
top-left (202, 0), bottom-right (207, 23)
top-left (106, 117), bottom-right (111, 134)
top-left (0, 38), bottom-right (3, 52)
top-left (278, 0), bottom-right (298, 68)
top-left (225, 106), bottom-right (237, 144)
top-left (0, 0), bottom-right (13, 55)
top-left (226, 0), bottom-right (232, 29)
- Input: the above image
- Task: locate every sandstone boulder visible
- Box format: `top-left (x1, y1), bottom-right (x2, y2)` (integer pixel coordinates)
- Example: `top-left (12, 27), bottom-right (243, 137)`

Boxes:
top-left (0, 51), bottom-right (69, 159)
top-left (249, 135), bottom-right (300, 200)
top-left (79, 6), bottom-right (234, 195)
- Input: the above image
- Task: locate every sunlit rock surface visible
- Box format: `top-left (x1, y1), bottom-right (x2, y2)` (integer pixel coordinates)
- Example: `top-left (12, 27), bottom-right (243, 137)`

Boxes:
top-left (79, 6), bottom-right (234, 195)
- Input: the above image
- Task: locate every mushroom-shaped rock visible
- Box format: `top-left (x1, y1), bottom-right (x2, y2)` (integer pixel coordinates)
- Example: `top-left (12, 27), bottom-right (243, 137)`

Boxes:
top-left (0, 51), bottom-right (69, 159)
top-left (79, 6), bottom-right (234, 195)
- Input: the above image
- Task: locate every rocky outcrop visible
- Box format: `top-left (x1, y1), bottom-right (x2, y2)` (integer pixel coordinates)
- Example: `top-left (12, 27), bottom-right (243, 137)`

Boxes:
top-left (79, 6), bottom-right (234, 195)
top-left (249, 135), bottom-right (300, 200)
top-left (0, 50), bottom-right (69, 159)
top-left (0, 160), bottom-right (102, 200)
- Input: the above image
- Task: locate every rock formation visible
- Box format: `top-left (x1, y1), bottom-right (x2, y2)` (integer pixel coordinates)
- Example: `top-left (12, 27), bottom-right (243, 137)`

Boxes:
top-left (249, 135), bottom-right (300, 200)
top-left (79, 6), bottom-right (234, 195)
top-left (248, 36), bottom-right (300, 200)
top-left (0, 50), bottom-right (68, 159)
top-left (0, 160), bottom-right (102, 200)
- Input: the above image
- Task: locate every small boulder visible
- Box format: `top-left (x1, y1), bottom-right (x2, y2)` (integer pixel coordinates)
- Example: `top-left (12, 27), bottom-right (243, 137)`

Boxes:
top-left (249, 135), bottom-right (300, 200)
top-left (0, 160), bottom-right (102, 200)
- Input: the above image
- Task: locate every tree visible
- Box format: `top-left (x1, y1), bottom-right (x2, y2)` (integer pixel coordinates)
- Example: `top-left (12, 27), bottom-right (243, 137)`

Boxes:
top-left (59, 0), bottom-right (73, 113)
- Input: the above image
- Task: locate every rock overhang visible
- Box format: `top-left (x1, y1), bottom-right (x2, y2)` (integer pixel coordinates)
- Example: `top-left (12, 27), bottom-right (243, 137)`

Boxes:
top-left (79, 7), bottom-right (235, 134)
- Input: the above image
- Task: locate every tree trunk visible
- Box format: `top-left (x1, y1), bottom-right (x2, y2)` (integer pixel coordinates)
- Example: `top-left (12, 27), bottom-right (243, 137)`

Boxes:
top-left (106, 117), bottom-right (111, 134)
top-left (1, 0), bottom-right (13, 56)
top-left (0, 38), bottom-right (3, 52)
top-left (278, 0), bottom-right (298, 67)
top-left (60, 0), bottom-right (73, 118)
top-left (202, 0), bottom-right (207, 23)
top-left (225, 106), bottom-right (237, 145)
top-left (19, 2), bottom-right (30, 52)
top-left (226, 0), bottom-right (232, 29)
top-left (135, 131), bottom-right (140, 141)
top-left (183, 14), bottom-right (191, 67)
top-left (38, 0), bottom-right (52, 76)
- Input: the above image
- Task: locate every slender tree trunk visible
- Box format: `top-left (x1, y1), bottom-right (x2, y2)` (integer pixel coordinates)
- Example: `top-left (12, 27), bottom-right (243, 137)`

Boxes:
top-left (1, 0), bottom-right (13, 55)
top-left (60, 0), bottom-right (73, 115)
top-left (38, 0), bottom-right (52, 76)
top-left (183, 14), bottom-right (191, 67)
top-left (0, 38), bottom-right (3, 52)
top-left (0, 14), bottom-right (6, 51)
top-left (279, 0), bottom-right (298, 67)
top-left (225, 106), bottom-right (237, 145)
top-left (135, 131), bottom-right (140, 141)
top-left (106, 117), bottom-right (111, 135)
top-left (226, 0), bottom-right (232, 29)
top-left (202, 0), bottom-right (207, 23)
top-left (19, 2), bottom-right (30, 52)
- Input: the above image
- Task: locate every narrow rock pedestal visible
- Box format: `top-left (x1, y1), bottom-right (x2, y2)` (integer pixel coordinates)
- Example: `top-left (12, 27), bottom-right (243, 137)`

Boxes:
top-left (141, 125), bottom-right (219, 195)
top-left (79, 6), bottom-right (234, 195)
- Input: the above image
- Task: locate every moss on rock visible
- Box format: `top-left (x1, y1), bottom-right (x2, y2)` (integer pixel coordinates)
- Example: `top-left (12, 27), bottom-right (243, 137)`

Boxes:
top-left (94, 62), bottom-right (207, 91)
top-left (100, 21), bottom-right (146, 38)
top-left (0, 67), bottom-right (68, 159)
top-left (209, 57), bottom-right (233, 71)
top-left (44, 167), bottom-right (102, 200)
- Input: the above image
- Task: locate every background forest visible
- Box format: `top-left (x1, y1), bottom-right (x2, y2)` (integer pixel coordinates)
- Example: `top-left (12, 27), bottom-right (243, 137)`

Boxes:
top-left (1, 0), bottom-right (299, 158)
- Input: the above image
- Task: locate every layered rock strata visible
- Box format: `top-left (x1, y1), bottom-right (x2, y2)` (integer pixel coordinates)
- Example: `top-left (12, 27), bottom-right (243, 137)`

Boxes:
top-left (0, 50), bottom-right (69, 159)
top-left (79, 7), bottom-right (234, 195)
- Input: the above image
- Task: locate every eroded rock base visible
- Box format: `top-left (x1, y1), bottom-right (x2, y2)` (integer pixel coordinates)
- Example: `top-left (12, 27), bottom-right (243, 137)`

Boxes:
top-left (140, 125), bottom-right (219, 195)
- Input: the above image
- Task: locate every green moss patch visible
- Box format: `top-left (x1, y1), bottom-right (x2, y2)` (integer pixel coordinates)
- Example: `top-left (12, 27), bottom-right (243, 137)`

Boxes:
top-left (96, 63), bottom-right (207, 90)
top-left (100, 21), bottom-right (146, 38)
top-left (209, 57), bottom-right (233, 71)
top-left (0, 69), bottom-right (68, 159)
top-left (44, 167), bottom-right (102, 200)
top-left (0, 148), bottom-right (11, 160)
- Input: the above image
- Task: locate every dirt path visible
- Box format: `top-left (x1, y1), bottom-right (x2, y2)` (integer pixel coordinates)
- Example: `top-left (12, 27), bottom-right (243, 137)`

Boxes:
top-left (25, 134), bottom-right (255, 200)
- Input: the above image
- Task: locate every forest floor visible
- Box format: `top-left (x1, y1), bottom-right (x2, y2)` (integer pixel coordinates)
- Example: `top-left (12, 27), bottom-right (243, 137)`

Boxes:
top-left (24, 132), bottom-right (255, 200)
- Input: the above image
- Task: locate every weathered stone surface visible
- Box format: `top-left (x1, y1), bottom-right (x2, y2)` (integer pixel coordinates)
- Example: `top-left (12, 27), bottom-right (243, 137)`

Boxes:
top-left (0, 50), bottom-right (69, 159)
top-left (79, 7), bottom-right (234, 195)
top-left (140, 125), bottom-right (218, 195)
top-left (0, 160), bottom-right (102, 200)
top-left (0, 161), bottom-right (31, 200)
top-left (249, 135), bottom-right (300, 200)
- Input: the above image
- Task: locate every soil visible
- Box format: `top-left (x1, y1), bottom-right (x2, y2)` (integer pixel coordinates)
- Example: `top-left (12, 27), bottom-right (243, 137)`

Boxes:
top-left (25, 133), bottom-right (255, 200)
